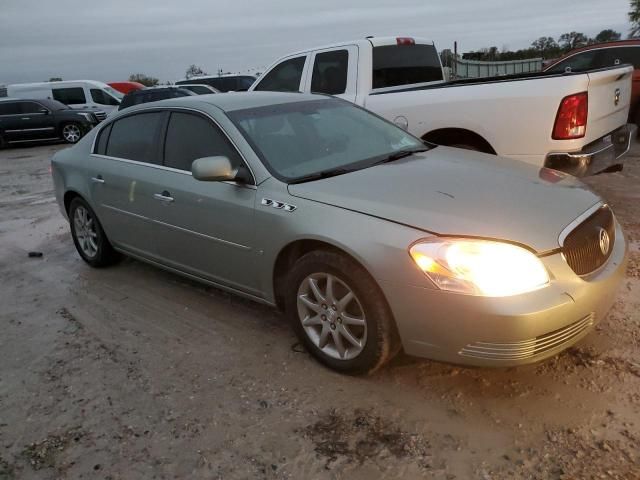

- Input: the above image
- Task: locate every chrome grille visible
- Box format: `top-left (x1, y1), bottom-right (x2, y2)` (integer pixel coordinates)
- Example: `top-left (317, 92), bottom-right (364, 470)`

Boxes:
top-left (94, 111), bottom-right (107, 122)
top-left (459, 313), bottom-right (595, 361)
top-left (562, 205), bottom-right (615, 276)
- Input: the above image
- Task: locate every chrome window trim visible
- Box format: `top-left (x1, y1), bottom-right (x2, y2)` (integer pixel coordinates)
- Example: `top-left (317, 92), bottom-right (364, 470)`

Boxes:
top-left (89, 153), bottom-right (257, 190)
top-left (557, 201), bottom-right (606, 247)
top-left (90, 105), bottom-right (257, 186)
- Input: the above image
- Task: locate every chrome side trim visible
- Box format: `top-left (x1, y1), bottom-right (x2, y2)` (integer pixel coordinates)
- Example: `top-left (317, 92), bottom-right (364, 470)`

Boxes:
top-left (557, 202), bottom-right (605, 247)
top-left (5, 127), bottom-right (55, 133)
top-left (101, 204), bottom-right (251, 250)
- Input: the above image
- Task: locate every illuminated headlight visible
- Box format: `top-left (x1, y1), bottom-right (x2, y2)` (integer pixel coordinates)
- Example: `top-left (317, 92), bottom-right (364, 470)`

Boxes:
top-left (409, 238), bottom-right (549, 297)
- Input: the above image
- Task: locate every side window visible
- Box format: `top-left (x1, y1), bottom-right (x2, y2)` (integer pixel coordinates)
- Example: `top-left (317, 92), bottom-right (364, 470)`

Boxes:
top-left (221, 78), bottom-right (237, 91)
top-left (254, 56), bottom-right (306, 92)
top-left (106, 112), bottom-right (164, 164)
top-left (602, 47), bottom-right (640, 69)
top-left (90, 89), bottom-right (119, 106)
top-left (0, 102), bottom-right (21, 115)
top-left (547, 51), bottom-right (599, 73)
top-left (20, 102), bottom-right (45, 114)
top-left (52, 87), bottom-right (86, 105)
top-left (311, 50), bottom-right (349, 95)
top-left (164, 112), bottom-right (242, 173)
top-left (237, 77), bottom-right (255, 90)
top-left (94, 123), bottom-right (112, 155)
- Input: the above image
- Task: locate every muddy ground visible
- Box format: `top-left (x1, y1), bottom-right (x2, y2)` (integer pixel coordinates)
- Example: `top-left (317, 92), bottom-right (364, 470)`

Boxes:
top-left (0, 142), bottom-right (638, 480)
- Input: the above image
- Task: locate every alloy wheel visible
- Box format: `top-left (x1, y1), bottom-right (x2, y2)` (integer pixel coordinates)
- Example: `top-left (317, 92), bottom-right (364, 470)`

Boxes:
top-left (62, 124), bottom-right (81, 143)
top-left (297, 272), bottom-right (367, 360)
top-left (73, 205), bottom-right (98, 258)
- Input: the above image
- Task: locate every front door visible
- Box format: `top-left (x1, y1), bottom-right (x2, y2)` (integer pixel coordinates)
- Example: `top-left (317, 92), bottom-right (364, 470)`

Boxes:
top-left (152, 110), bottom-right (259, 294)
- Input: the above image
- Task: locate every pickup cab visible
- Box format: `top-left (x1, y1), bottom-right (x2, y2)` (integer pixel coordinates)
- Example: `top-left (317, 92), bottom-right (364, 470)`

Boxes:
top-left (250, 36), bottom-right (635, 176)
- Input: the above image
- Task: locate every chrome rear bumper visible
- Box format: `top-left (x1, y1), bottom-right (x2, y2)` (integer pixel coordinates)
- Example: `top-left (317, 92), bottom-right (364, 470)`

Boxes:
top-left (545, 123), bottom-right (637, 177)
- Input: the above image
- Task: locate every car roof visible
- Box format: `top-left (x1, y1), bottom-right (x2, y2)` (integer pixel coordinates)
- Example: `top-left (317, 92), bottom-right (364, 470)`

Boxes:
top-left (117, 92), bottom-right (328, 114)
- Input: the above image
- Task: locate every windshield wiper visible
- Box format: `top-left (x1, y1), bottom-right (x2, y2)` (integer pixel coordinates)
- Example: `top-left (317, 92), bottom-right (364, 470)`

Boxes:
top-left (288, 167), bottom-right (355, 184)
top-left (374, 147), bottom-right (431, 165)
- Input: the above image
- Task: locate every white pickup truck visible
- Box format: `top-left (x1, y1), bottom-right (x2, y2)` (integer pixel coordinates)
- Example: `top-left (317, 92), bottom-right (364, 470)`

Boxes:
top-left (250, 36), bottom-right (635, 176)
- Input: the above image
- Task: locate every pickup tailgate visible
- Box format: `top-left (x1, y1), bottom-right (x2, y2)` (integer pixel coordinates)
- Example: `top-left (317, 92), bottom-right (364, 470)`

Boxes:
top-left (585, 66), bottom-right (633, 143)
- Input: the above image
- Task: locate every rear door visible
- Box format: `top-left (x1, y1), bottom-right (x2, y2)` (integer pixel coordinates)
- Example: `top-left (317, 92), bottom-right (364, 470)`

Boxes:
top-left (306, 46), bottom-right (358, 102)
top-left (89, 111), bottom-right (167, 260)
top-left (152, 110), bottom-right (259, 293)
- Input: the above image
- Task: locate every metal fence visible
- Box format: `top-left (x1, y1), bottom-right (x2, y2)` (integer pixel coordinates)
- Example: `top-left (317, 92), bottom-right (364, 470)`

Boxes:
top-left (453, 58), bottom-right (543, 79)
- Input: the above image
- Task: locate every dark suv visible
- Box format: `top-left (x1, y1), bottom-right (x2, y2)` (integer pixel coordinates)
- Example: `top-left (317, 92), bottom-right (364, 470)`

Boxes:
top-left (118, 86), bottom-right (196, 110)
top-left (0, 98), bottom-right (99, 147)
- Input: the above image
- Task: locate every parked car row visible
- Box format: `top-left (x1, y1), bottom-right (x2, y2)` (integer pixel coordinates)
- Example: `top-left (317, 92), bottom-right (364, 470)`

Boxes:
top-left (0, 75), bottom-right (251, 146)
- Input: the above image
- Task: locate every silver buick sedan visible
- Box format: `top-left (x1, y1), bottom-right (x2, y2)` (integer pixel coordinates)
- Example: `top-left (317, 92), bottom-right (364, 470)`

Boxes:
top-left (52, 92), bottom-right (627, 374)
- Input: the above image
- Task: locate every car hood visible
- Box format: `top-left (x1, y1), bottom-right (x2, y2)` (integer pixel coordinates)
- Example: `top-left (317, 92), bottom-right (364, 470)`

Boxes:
top-left (287, 147), bottom-right (602, 252)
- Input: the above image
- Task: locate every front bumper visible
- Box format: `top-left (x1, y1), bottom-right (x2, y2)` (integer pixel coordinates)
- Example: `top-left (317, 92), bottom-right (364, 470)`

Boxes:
top-left (379, 221), bottom-right (628, 367)
top-left (545, 124), bottom-right (636, 177)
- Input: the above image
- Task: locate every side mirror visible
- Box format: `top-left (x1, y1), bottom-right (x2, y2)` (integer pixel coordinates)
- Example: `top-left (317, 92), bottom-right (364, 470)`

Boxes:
top-left (192, 156), bottom-right (237, 182)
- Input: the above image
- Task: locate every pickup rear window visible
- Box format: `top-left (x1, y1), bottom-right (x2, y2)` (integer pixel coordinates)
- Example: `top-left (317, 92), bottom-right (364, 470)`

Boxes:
top-left (372, 44), bottom-right (443, 89)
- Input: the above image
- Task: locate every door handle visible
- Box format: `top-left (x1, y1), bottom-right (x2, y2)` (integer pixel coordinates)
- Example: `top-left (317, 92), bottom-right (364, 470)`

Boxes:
top-left (153, 191), bottom-right (174, 203)
top-left (21, 117), bottom-right (30, 120)
top-left (91, 175), bottom-right (105, 184)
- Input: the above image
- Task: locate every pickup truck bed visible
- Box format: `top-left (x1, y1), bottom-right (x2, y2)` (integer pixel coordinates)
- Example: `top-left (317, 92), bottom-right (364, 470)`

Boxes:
top-left (251, 36), bottom-right (635, 176)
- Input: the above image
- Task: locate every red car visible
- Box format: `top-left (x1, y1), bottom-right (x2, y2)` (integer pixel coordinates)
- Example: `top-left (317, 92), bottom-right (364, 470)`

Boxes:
top-left (107, 81), bottom-right (145, 94)
top-left (544, 40), bottom-right (640, 125)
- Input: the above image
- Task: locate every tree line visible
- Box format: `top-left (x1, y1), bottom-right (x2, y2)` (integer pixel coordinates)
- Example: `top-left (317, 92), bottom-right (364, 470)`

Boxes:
top-left (460, 29), bottom-right (621, 62)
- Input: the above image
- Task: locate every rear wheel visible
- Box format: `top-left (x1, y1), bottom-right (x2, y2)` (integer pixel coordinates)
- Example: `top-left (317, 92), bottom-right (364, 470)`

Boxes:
top-left (285, 250), bottom-right (400, 374)
top-left (61, 123), bottom-right (82, 144)
top-left (69, 197), bottom-right (119, 267)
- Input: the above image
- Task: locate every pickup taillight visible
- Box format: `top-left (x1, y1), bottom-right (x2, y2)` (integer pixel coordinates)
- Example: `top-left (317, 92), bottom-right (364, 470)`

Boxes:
top-left (552, 92), bottom-right (588, 140)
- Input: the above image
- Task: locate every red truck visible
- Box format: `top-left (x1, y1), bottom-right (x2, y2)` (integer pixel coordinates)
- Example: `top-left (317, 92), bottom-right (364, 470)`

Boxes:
top-left (544, 40), bottom-right (640, 125)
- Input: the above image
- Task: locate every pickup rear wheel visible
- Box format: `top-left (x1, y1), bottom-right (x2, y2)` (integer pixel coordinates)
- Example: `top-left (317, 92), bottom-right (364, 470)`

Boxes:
top-left (61, 123), bottom-right (82, 144)
top-left (285, 250), bottom-right (401, 374)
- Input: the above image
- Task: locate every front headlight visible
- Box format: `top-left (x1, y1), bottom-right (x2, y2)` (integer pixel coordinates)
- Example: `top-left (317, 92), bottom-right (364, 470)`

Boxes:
top-left (78, 112), bottom-right (95, 122)
top-left (409, 238), bottom-right (549, 297)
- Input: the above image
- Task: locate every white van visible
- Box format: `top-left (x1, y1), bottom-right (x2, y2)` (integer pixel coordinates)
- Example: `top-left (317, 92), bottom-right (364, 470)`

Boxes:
top-left (7, 80), bottom-right (123, 119)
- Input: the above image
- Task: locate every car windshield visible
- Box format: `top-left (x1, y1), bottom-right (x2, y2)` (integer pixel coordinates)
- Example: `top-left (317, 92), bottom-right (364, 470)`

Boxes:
top-left (227, 99), bottom-right (428, 182)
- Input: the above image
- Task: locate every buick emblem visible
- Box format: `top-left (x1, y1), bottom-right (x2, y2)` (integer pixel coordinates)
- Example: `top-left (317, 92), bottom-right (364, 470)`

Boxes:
top-left (614, 88), bottom-right (620, 106)
top-left (598, 228), bottom-right (610, 255)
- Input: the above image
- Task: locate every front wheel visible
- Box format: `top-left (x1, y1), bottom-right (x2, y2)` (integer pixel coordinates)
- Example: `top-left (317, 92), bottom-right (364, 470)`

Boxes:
top-left (61, 123), bottom-right (83, 144)
top-left (285, 250), bottom-right (400, 374)
top-left (69, 197), bottom-right (119, 267)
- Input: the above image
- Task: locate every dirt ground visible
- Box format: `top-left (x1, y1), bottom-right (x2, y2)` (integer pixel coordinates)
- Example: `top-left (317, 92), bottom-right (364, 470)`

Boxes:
top-left (0, 141), bottom-right (639, 480)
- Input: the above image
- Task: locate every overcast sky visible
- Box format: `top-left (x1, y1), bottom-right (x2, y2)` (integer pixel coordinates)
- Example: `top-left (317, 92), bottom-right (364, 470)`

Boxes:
top-left (0, 0), bottom-right (630, 85)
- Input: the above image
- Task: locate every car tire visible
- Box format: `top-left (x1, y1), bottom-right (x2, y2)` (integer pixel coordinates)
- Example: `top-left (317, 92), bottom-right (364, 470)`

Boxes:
top-left (285, 250), bottom-right (401, 374)
top-left (69, 197), bottom-right (119, 267)
top-left (61, 123), bottom-right (83, 144)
